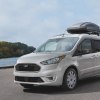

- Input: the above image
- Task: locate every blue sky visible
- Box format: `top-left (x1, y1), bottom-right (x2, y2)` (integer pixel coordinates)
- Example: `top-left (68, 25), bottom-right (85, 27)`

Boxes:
top-left (0, 0), bottom-right (100, 47)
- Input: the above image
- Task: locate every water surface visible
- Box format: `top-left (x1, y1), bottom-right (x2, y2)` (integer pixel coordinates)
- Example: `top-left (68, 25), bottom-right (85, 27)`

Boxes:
top-left (0, 57), bottom-right (18, 67)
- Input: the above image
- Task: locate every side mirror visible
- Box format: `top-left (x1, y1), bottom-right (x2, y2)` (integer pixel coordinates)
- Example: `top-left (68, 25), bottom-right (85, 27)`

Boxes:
top-left (77, 49), bottom-right (90, 56)
top-left (77, 50), bottom-right (83, 55)
top-left (82, 49), bottom-right (90, 54)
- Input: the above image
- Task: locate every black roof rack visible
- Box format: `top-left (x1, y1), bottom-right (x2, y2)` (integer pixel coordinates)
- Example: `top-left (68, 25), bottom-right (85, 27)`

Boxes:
top-left (56, 34), bottom-right (67, 37)
top-left (67, 22), bottom-right (100, 36)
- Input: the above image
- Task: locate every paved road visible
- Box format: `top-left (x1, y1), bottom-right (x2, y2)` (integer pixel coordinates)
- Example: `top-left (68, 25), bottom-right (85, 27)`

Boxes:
top-left (0, 68), bottom-right (100, 100)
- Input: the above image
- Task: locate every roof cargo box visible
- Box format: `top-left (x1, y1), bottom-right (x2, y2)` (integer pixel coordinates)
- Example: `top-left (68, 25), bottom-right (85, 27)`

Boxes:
top-left (67, 22), bottom-right (100, 35)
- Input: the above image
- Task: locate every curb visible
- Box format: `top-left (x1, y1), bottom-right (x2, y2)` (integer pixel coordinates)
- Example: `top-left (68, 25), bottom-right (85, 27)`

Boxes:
top-left (0, 66), bottom-right (14, 69)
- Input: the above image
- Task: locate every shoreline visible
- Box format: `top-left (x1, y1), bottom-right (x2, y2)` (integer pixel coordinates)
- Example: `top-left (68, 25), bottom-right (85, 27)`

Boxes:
top-left (0, 66), bottom-right (14, 69)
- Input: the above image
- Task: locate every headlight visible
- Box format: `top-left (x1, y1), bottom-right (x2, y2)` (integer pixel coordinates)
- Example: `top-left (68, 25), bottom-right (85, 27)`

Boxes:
top-left (40, 55), bottom-right (66, 65)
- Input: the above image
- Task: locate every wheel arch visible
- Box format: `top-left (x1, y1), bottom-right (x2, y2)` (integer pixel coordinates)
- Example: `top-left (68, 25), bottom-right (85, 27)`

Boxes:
top-left (63, 65), bottom-right (79, 81)
top-left (61, 65), bottom-right (79, 89)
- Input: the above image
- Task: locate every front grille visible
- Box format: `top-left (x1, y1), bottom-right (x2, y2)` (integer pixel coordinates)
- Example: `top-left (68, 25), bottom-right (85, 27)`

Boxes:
top-left (15, 76), bottom-right (44, 83)
top-left (15, 64), bottom-right (40, 71)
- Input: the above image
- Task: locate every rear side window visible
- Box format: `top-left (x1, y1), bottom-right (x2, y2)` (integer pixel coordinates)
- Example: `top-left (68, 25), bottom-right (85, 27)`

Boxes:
top-left (93, 40), bottom-right (100, 52)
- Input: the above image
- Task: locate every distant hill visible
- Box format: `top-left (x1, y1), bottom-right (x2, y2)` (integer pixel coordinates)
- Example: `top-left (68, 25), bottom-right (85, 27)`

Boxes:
top-left (0, 41), bottom-right (36, 59)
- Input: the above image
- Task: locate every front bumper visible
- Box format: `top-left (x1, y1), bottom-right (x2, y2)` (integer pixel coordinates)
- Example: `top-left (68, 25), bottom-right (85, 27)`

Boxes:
top-left (14, 68), bottom-right (63, 86)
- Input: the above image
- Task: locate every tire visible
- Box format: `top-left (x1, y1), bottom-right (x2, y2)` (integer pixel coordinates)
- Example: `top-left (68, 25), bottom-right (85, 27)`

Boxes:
top-left (62, 68), bottom-right (78, 90)
top-left (20, 84), bottom-right (34, 89)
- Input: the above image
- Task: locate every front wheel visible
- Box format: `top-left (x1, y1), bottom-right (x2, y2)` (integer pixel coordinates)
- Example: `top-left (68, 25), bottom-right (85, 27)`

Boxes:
top-left (62, 68), bottom-right (78, 90)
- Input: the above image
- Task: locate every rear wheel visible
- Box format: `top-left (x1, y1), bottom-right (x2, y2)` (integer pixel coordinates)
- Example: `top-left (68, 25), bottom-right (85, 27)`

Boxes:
top-left (62, 68), bottom-right (78, 90)
top-left (20, 84), bottom-right (34, 89)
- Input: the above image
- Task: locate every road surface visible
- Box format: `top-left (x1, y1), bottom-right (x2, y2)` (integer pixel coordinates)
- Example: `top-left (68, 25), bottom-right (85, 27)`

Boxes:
top-left (0, 68), bottom-right (100, 100)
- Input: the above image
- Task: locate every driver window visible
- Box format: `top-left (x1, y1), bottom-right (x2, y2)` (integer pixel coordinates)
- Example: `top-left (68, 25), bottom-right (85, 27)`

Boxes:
top-left (81, 40), bottom-right (92, 54)
top-left (75, 39), bottom-right (92, 56)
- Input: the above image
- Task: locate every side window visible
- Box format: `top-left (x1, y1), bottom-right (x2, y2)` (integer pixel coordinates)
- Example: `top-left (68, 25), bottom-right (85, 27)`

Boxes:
top-left (81, 40), bottom-right (92, 53)
top-left (74, 39), bottom-right (92, 56)
top-left (93, 40), bottom-right (100, 52)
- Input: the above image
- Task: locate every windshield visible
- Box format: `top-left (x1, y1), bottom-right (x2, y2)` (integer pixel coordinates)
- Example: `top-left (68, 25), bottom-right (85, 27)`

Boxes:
top-left (36, 37), bottom-right (79, 52)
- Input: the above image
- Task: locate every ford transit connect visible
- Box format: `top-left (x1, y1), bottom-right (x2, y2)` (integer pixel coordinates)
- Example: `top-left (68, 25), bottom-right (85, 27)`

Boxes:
top-left (14, 22), bottom-right (100, 90)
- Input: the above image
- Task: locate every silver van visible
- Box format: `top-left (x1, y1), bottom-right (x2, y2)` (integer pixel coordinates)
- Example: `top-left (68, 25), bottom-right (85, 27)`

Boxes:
top-left (14, 22), bottom-right (100, 90)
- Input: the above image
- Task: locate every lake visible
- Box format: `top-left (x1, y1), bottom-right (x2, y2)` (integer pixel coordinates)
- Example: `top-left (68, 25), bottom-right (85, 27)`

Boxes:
top-left (0, 57), bottom-right (18, 67)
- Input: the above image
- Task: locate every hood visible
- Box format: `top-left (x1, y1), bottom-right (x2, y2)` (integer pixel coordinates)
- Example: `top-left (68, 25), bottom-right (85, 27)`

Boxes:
top-left (17, 52), bottom-right (67, 64)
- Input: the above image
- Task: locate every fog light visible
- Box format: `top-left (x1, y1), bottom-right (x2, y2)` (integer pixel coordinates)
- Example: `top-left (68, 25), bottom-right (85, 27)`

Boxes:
top-left (47, 76), bottom-right (54, 80)
top-left (41, 75), bottom-right (56, 82)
